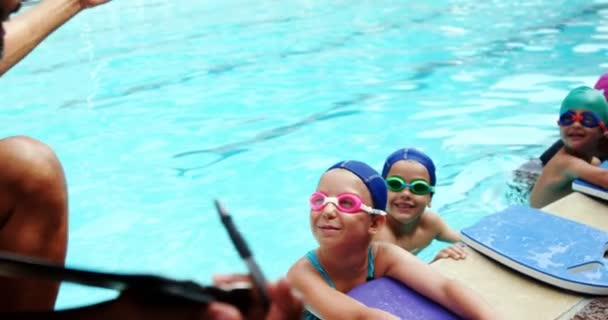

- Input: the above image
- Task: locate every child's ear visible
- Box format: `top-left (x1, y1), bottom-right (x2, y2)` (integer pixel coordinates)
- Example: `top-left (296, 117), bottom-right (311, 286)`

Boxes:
top-left (369, 215), bottom-right (386, 234)
top-left (427, 196), bottom-right (433, 208)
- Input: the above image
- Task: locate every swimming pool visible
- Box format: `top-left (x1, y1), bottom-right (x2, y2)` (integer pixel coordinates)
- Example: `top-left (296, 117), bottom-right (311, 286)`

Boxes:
top-left (3, 0), bottom-right (608, 309)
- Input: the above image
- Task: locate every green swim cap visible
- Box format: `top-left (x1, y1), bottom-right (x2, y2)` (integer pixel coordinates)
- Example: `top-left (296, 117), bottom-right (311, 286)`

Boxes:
top-left (560, 86), bottom-right (608, 123)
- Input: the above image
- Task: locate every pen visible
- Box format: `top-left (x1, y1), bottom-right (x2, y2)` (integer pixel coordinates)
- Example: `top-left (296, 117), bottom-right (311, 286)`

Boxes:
top-left (214, 199), bottom-right (270, 311)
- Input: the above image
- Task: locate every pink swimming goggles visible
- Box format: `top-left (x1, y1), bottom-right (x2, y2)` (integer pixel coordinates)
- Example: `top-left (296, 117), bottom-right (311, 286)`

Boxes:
top-left (309, 192), bottom-right (386, 215)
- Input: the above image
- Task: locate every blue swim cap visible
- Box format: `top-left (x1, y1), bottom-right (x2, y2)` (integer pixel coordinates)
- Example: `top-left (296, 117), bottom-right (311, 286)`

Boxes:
top-left (327, 160), bottom-right (387, 212)
top-left (381, 148), bottom-right (436, 186)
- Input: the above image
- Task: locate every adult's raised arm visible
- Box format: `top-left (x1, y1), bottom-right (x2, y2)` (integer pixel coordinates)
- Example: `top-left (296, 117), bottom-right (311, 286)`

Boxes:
top-left (0, 0), bottom-right (111, 76)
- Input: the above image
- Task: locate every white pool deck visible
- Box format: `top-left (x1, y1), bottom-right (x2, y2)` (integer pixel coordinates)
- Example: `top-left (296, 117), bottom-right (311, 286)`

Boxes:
top-left (431, 192), bottom-right (608, 319)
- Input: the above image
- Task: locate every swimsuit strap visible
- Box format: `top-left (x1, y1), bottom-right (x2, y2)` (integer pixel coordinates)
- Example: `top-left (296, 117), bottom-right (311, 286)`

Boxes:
top-left (367, 246), bottom-right (375, 281)
top-left (302, 248), bottom-right (375, 320)
top-left (305, 250), bottom-right (336, 288)
top-left (306, 248), bottom-right (374, 285)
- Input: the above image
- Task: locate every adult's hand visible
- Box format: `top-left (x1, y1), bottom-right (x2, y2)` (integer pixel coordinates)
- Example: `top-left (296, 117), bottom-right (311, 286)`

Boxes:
top-left (212, 274), bottom-right (303, 320)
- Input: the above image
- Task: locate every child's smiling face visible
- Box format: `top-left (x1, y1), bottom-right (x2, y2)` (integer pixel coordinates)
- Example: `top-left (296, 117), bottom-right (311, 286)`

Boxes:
top-left (559, 109), bottom-right (605, 152)
top-left (310, 169), bottom-right (380, 246)
top-left (385, 160), bottom-right (432, 225)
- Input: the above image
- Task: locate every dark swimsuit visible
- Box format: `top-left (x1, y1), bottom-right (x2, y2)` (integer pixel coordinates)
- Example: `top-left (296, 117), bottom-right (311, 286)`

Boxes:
top-left (302, 248), bottom-right (375, 320)
top-left (539, 139), bottom-right (564, 166)
top-left (540, 139), bottom-right (608, 166)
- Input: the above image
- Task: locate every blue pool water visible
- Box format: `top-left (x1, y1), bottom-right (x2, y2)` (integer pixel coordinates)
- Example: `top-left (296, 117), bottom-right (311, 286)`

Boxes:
top-left (3, 0), bottom-right (608, 309)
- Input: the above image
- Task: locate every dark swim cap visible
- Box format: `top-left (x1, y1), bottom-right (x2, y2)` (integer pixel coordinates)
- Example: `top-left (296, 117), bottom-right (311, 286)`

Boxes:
top-left (381, 148), bottom-right (436, 186)
top-left (327, 160), bottom-right (387, 212)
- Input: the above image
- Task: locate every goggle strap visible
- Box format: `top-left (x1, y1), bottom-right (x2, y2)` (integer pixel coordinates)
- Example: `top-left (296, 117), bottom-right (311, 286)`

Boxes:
top-left (360, 204), bottom-right (386, 216)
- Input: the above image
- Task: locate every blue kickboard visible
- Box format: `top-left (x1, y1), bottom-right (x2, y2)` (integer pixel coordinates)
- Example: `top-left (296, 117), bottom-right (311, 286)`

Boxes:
top-left (572, 161), bottom-right (608, 200)
top-left (348, 276), bottom-right (461, 319)
top-left (461, 205), bottom-right (608, 295)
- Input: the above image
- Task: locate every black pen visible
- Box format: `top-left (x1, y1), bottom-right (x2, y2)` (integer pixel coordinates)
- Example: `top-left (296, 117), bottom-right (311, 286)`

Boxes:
top-left (214, 199), bottom-right (270, 311)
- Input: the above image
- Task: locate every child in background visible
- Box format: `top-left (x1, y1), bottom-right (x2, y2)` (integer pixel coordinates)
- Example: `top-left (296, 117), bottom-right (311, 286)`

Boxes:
top-left (375, 148), bottom-right (466, 261)
top-left (530, 86), bottom-right (608, 208)
top-left (287, 160), bottom-right (497, 320)
top-left (540, 73), bottom-right (608, 165)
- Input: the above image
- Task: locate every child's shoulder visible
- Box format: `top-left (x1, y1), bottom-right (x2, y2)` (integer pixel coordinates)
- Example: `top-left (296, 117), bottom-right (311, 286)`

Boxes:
top-left (287, 251), bottom-right (326, 286)
top-left (555, 147), bottom-right (596, 164)
top-left (371, 240), bottom-right (389, 252)
top-left (541, 149), bottom-right (584, 175)
top-left (371, 241), bottom-right (408, 261)
top-left (420, 210), bottom-right (457, 239)
top-left (375, 225), bottom-right (397, 242)
top-left (420, 210), bottom-right (446, 229)
top-left (371, 241), bottom-right (419, 274)
top-left (371, 241), bottom-right (403, 257)
top-left (288, 251), bottom-right (316, 273)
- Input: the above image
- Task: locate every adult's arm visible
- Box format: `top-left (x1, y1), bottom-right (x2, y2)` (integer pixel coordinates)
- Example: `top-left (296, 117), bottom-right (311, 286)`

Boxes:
top-left (0, 0), bottom-right (110, 76)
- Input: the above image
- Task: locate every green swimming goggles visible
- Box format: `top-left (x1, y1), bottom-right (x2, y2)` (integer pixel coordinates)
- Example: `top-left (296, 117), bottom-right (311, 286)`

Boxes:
top-left (385, 176), bottom-right (435, 195)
